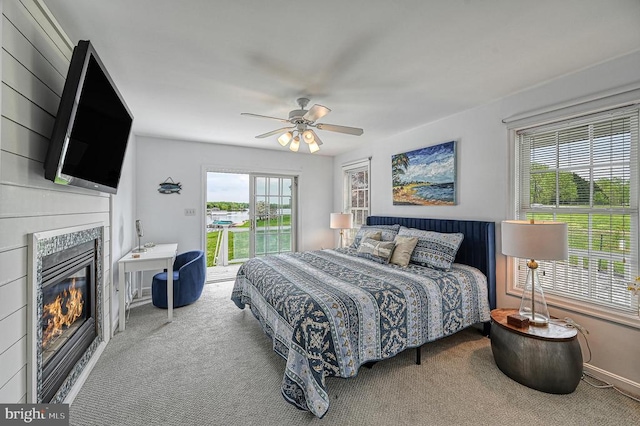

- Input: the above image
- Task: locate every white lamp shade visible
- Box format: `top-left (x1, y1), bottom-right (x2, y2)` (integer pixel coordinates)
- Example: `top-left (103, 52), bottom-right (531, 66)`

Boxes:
top-left (330, 213), bottom-right (353, 229)
top-left (308, 141), bottom-right (320, 153)
top-left (501, 220), bottom-right (568, 260)
top-left (289, 136), bottom-right (300, 152)
top-left (302, 129), bottom-right (315, 143)
top-left (278, 132), bottom-right (293, 146)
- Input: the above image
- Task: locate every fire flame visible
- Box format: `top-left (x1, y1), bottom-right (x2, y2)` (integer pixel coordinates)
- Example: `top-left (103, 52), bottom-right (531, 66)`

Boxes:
top-left (42, 278), bottom-right (85, 348)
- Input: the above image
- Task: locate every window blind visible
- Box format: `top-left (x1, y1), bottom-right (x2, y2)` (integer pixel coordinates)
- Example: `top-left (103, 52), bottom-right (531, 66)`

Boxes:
top-left (342, 159), bottom-right (371, 244)
top-left (515, 106), bottom-right (639, 314)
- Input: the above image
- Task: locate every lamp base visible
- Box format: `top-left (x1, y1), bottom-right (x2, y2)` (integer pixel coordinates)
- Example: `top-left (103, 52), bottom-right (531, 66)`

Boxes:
top-left (518, 312), bottom-right (548, 326)
top-left (519, 262), bottom-right (550, 327)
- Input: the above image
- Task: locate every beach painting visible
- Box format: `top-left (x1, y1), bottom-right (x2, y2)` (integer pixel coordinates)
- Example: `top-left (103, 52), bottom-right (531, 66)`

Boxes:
top-left (392, 141), bottom-right (456, 205)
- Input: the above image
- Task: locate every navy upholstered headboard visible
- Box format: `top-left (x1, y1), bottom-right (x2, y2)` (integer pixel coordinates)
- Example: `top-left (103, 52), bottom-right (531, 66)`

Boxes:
top-left (366, 216), bottom-right (496, 309)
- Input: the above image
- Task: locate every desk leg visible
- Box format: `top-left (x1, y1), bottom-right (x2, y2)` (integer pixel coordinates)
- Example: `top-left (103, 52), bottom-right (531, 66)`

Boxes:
top-left (167, 259), bottom-right (173, 322)
top-left (118, 267), bottom-right (126, 332)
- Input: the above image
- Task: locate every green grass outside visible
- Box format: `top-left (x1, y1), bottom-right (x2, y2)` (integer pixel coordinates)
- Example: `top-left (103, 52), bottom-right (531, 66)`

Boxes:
top-left (206, 216), bottom-right (292, 267)
top-left (206, 231), bottom-right (238, 267)
top-left (527, 212), bottom-right (630, 275)
top-left (236, 215), bottom-right (291, 228)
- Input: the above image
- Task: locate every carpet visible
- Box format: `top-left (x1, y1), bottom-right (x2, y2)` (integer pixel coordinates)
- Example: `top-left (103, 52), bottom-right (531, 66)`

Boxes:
top-left (69, 281), bottom-right (640, 425)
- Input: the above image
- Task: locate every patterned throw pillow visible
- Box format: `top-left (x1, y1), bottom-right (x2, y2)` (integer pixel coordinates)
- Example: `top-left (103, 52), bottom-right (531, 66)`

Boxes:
top-left (389, 235), bottom-right (419, 267)
top-left (351, 224), bottom-right (401, 249)
top-left (356, 237), bottom-right (396, 264)
top-left (398, 226), bottom-right (464, 270)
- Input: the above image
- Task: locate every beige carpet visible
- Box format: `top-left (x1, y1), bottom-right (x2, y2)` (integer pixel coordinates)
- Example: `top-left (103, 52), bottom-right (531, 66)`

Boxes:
top-left (69, 281), bottom-right (640, 425)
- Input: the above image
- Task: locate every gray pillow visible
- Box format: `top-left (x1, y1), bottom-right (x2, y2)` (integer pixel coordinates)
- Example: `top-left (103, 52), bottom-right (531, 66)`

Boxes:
top-left (351, 224), bottom-right (401, 249)
top-left (356, 237), bottom-right (396, 264)
top-left (397, 226), bottom-right (464, 270)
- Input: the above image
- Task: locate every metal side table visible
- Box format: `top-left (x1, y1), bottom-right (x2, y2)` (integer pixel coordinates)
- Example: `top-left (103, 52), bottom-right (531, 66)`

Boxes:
top-left (490, 308), bottom-right (582, 394)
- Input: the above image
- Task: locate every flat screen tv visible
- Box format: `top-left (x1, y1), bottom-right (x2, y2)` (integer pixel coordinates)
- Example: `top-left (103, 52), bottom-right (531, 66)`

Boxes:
top-left (44, 40), bottom-right (133, 194)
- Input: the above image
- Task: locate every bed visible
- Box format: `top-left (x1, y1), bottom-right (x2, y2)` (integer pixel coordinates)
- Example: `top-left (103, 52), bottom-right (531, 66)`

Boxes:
top-left (231, 216), bottom-right (496, 418)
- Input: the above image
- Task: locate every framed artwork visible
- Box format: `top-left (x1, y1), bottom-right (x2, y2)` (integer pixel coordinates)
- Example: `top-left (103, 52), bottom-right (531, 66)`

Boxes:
top-left (392, 141), bottom-right (456, 205)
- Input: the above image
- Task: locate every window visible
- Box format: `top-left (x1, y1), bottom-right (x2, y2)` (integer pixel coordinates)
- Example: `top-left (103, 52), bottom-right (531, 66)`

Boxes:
top-left (514, 107), bottom-right (639, 317)
top-left (342, 159), bottom-right (371, 244)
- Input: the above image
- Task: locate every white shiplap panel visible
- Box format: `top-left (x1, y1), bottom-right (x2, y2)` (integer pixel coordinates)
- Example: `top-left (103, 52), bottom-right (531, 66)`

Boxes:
top-left (0, 0), bottom-right (113, 405)
top-left (1, 117), bottom-right (49, 161)
top-left (18, 0), bottom-right (73, 60)
top-left (3, 50), bottom-right (60, 115)
top-left (0, 366), bottom-right (27, 404)
top-left (0, 248), bottom-right (27, 288)
top-left (0, 307), bottom-right (27, 355)
top-left (0, 337), bottom-right (26, 391)
top-left (2, 83), bottom-right (54, 137)
top-left (0, 277), bottom-right (27, 322)
top-left (3, 1), bottom-right (70, 74)
top-left (0, 213), bottom-right (110, 253)
top-left (0, 151), bottom-right (50, 188)
top-left (0, 185), bottom-right (110, 218)
top-left (1, 14), bottom-right (66, 95)
top-left (0, 151), bottom-right (115, 197)
top-left (103, 310), bottom-right (111, 343)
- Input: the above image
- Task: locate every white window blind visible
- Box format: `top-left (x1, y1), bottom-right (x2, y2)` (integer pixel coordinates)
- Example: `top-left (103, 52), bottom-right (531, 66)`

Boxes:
top-left (342, 159), bottom-right (371, 244)
top-left (515, 106), bottom-right (639, 314)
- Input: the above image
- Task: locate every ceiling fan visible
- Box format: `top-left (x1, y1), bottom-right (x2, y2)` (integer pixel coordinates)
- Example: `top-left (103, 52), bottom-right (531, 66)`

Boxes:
top-left (241, 98), bottom-right (364, 153)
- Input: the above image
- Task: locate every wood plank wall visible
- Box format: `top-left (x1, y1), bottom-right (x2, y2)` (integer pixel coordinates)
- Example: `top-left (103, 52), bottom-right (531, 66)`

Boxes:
top-left (0, 0), bottom-right (112, 403)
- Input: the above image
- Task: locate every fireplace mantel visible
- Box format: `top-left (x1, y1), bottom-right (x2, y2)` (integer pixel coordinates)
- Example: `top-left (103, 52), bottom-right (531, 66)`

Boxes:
top-left (28, 223), bottom-right (106, 403)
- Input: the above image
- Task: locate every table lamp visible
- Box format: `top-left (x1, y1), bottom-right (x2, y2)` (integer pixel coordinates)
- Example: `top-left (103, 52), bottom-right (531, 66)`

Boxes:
top-left (330, 213), bottom-right (353, 248)
top-left (501, 219), bottom-right (568, 326)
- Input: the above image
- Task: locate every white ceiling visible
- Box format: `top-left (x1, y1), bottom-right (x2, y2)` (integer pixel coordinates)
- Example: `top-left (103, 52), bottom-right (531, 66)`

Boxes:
top-left (42, 0), bottom-right (640, 156)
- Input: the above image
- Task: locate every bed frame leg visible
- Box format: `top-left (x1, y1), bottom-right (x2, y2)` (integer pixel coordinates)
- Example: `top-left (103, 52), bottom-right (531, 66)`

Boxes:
top-left (483, 321), bottom-right (491, 337)
top-left (416, 346), bottom-right (421, 365)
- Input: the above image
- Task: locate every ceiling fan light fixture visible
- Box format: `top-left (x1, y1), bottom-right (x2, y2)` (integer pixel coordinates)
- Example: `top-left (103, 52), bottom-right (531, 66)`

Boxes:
top-left (310, 129), bottom-right (323, 146)
top-left (278, 131), bottom-right (293, 146)
top-left (308, 140), bottom-right (320, 153)
top-left (290, 136), bottom-right (300, 152)
top-left (302, 129), bottom-right (315, 144)
top-left (242, 98), bottom-right (364, 153)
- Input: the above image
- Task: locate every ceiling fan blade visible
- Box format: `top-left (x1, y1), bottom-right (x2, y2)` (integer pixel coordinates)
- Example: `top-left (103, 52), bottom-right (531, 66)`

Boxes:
top-left (303, 104), bottom-right (331, 122)
top-left (316, 123), bottom-right (364, 136)
top-left (255, 127), bottom-right (295, 138)
top-left (241, 112), bottom-right (290, 123)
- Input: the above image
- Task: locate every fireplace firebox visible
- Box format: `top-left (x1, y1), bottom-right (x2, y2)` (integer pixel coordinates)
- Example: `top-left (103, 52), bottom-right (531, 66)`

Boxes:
top-left (40, 240), bottom-right (97, 403)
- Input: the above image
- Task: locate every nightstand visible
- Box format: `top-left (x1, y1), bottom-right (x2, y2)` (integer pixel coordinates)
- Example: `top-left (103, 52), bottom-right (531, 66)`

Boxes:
top-left (490, 308), bottom-right (583, 394)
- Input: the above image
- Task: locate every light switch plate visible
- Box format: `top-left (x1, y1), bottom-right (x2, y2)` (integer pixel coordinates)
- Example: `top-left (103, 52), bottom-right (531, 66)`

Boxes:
top-left (184, 208), bottom-right (196, 216)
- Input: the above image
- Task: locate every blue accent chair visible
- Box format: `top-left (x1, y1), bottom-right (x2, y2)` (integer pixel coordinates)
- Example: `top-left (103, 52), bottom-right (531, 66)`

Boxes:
top-left (152, 250), bottom-right (206, 309)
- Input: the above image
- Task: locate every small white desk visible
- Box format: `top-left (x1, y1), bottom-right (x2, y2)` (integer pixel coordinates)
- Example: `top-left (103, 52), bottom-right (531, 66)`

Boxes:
top-left (118, 243), bottom-right (178, 332)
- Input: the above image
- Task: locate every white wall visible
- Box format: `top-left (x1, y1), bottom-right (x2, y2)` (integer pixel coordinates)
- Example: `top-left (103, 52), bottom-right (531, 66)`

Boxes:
top-left (334, 50), bottom-right (640, 394)
top-left (109, 135), bottom-right (136, 329)
top-left (135, 136), bottom-right (334, 259)
top-left (0, 0), bottom-right (131, 402)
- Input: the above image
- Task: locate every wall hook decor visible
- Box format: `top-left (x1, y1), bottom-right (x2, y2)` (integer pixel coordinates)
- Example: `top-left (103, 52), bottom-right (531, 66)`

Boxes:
top-left (158, 177), bottom-right (182, 194)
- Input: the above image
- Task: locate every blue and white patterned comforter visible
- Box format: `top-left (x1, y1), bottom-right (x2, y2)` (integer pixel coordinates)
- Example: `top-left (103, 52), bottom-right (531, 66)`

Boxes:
top-left (231, 248), bottom-right (490, 418)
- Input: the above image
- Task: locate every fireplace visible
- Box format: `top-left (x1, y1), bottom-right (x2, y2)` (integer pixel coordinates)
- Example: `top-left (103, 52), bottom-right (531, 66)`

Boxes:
top-left (29, 224), bottom-right (104, 403)
top-left (40, 240), bottom-right (97, 403)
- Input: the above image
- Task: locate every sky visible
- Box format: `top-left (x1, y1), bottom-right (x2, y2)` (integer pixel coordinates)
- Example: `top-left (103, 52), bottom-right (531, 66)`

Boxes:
top-left (207, 172), bottom-right (249, 202)
top-left (402, 141), bottom-right (455, 184)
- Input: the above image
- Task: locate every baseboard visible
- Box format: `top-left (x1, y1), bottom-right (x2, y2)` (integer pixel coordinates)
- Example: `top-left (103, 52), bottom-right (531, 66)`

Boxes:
top-left (64, 341), bottom-right (107, 404)
top-left (583, 363), bottom-right (640, 399)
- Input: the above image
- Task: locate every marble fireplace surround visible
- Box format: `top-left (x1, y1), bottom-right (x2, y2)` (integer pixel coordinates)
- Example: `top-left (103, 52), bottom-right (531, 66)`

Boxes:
top-left (28, 223), bottom-right (107, 403)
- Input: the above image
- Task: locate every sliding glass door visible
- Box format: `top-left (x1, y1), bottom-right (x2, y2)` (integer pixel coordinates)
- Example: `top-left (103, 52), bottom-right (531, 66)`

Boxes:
top-left (250, 174), bottom-right (297, 257)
